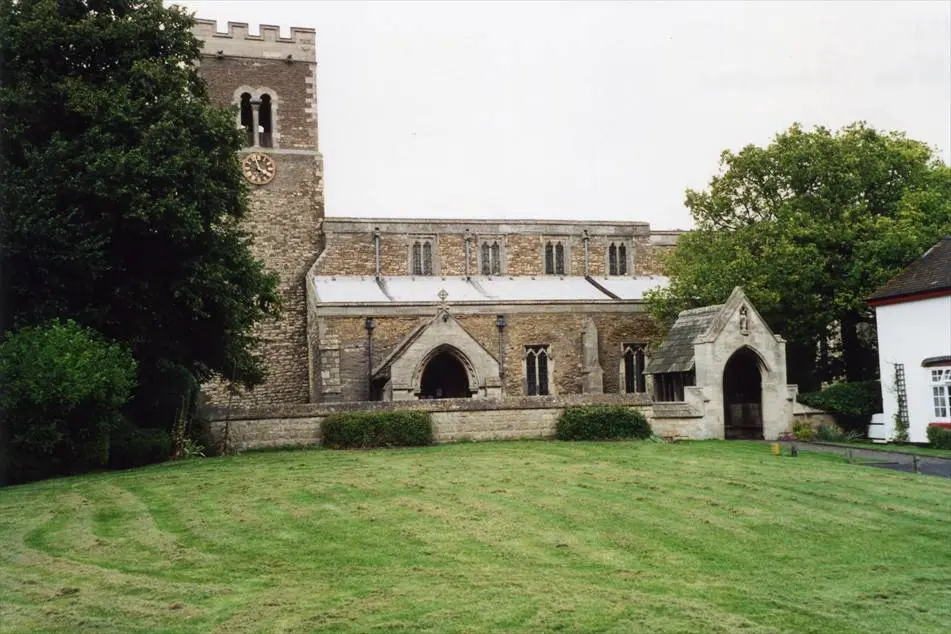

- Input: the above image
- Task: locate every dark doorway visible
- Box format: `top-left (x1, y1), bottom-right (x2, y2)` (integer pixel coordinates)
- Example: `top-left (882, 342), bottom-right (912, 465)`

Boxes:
top-left (723, 348), bottom-right (763, 439)
top-left (420, 351), bottom-right (471, 399)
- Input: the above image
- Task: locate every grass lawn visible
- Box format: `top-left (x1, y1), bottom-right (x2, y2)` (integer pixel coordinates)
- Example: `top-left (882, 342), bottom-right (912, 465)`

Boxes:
top-left (1, 441), bottom-right (950, 633)
top-left (812, 441), bottom-right (951, 459)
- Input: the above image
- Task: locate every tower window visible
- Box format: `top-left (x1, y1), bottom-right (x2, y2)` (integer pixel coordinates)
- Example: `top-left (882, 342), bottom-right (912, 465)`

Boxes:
top-left (544, 241), bottom-right (566, 275)
top-left (259, 94), bottom-right (273, 148)
top-left (525, 345), bottom-right (551, 396)
top-left (240, 93), bottom-right (253, 146)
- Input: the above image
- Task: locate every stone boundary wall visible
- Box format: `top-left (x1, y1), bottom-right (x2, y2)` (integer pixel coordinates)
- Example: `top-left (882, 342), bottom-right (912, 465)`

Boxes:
top-left (203, 393), bottom-right (811, 451)
top-left (204, 394), bottom-right (661, 451)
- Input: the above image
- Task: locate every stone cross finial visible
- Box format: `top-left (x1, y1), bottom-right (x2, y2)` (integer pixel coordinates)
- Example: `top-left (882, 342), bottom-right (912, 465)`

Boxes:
top-left (437, 289), bottom-right (450, 321)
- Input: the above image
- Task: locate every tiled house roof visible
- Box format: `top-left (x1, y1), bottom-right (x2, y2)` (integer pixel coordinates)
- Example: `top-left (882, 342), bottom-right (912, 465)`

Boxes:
top-left (869, 238), bottom-right (951, 304)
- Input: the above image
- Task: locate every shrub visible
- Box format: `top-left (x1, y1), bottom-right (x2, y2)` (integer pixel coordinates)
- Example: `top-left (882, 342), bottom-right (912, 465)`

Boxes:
top-left (792, 420), bottom-right (816, 441)
top-left (108, 423), bottom-right (172, 470)
top-left (814, 422), bottom-right (845, 442)
top-left (927, 425), bottom-right (951, 450)
top-left (797, 381), bottom-right (882, 435)
top-left (0, 320), bottom-right (137, 484)
top-left (555, 406), bottom-right (652, 441)
top-left (321, 411), bottom-right (433, 449)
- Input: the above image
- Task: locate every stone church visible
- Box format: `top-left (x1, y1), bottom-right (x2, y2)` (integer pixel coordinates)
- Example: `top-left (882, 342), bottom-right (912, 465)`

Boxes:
top-left (193, 19), bottom-right (679, 406)
top-left (193, 20), bottom-right (800, 443)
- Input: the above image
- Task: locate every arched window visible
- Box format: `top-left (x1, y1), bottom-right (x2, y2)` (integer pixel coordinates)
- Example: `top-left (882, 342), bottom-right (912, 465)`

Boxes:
top-left (481, 242), bottom-right (491, 275)
top-left (545, 242), bottom-right (554, 274)
top-left (609, 244), bottom-right (618, 275)
top-left (259, 94), bottom-right (273, 148)
top-left (412, 241), bottom-right (423, 276)
top-left (422, 242), bottom-right (433, 275)
top-left (623, 344), bottom-right (646, 393)
top-left (525, 345), bottom-right (550, 396)
top-left (618, 244), bottom-right (627, 275)
top-left (240, 93), bottom-right (254, 146)
top-left (490, 242), bottom-right (501, 275)
top-left (554, 243), bottom-right (565, 275)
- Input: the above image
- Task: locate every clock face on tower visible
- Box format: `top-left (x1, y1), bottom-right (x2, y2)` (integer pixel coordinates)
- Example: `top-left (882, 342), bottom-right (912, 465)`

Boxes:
top-left (241, 152), bottom-right (276, 185)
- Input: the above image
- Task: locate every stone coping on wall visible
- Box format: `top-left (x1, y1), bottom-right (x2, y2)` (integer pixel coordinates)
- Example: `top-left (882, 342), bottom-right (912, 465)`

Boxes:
top-left (651, 402), bottom-right (704, 419)
top-left (201, 392), bottom-right (654, 422)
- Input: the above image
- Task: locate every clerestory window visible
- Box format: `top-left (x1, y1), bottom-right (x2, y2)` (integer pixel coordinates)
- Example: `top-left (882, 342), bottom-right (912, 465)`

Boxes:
top-left (411, 240), bottom-right (434, 276)
top-left (544, 241), bottom-right (566, 275)
top-left (480, 240), bottom-right (502, 275)
top-left (608, 242), bottom-right (628, 275)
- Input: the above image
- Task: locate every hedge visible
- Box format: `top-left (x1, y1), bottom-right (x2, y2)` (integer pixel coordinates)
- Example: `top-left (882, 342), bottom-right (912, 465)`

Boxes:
top-left (321, 411), bottom-right (434, 449)
top-left (796, 380), bottom-right (882, 434)
top-left (108, 423), bottom-right (172, 469)
top-left (555, 405), bottom-right (652, 441)
top-left (926, 425), bottom-right (951, 450)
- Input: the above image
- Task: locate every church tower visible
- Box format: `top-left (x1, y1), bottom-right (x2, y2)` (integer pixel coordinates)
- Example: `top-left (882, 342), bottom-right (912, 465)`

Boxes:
top-left (193, 20), bottom-right (325, 406)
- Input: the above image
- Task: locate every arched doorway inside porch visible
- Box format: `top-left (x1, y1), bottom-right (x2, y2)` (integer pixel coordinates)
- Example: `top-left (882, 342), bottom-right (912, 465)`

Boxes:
top-left (723, 347), bottom-right (763, 439)
top-left (420, 351), bottom-right (471, 399)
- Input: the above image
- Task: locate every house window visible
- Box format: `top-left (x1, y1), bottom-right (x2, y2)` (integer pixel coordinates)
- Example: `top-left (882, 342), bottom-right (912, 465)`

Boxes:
top-left (932, 368), bottom-right (951, 419)
top-left (525, 345), bottom-right (551, 396)
top-left (480, 240), bottom-right (502, 275)
top-left (653, 370), bottom-right (695, 402)
top-left (622, 344), bottom-right (647, 393)
top-left (608, 242), bottom-right (628, 276)
top-left (411, 240), bottom-right (434, 276)
top-left (544, 241), bottom-right (566, 275)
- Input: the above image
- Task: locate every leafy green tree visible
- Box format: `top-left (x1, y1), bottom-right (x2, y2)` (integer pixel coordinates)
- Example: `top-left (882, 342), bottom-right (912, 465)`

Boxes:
top-left (0, 0), bottom-right (279, 427)
top-left (647, 123), bottom-right (951, 390)
top-left (0, 320), bottom-right (137, 484)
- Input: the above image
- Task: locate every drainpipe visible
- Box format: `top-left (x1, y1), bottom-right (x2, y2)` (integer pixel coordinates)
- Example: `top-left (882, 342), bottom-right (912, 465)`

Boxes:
top-left (496, 315), bottom-right (506, 395)
top-left (464, 229), bottom-right (472, 279)
top-left (365, 317), bottom-right (375, 400)
top-left (583, 230), bottom-right (590, 276)
top-left (373, 227), bottom-right (381, 279)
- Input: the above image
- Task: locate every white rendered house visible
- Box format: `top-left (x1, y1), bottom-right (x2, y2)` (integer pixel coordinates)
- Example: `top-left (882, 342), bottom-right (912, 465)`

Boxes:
top-left (869, 238), bottom-right (951, 443)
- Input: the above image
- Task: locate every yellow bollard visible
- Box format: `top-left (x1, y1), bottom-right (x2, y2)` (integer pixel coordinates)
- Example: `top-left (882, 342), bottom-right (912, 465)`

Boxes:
top-left (770, 443), bottom-right (781, 457)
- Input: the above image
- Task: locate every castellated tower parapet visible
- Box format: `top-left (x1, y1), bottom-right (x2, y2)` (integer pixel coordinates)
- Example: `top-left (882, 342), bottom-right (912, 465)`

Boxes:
top-left (193, 19), bottom-right (316, 61)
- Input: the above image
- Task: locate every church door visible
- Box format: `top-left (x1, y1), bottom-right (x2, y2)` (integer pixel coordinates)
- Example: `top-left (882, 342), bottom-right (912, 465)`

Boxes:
top-left (723, 348), bottom-right (763, 439)
top-left (420, 351), bottom-right (471, 399)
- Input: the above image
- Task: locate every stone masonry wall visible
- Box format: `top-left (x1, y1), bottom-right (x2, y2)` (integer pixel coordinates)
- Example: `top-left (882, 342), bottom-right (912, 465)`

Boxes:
top-left (202, 153), bottom-right (324, 407)
top-left (196, 44), bottom-right (324, 407)
top-left (204, 393), bottom-right (658, 451)
top-left (315, 308), bottom-right (656, 401)
top-left (313, 220), bottom-right (677, 278)
top-left (199, 55), bottom-right (317, 150)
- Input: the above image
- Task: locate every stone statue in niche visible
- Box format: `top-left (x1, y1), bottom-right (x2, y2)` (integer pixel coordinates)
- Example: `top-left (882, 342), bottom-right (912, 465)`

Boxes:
top-left (739, 305), bottom-right (749, 335)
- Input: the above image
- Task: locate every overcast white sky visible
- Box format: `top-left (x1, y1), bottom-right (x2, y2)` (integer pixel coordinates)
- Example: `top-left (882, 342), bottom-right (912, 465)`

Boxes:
top-left (172, 1), bottom-right (950, 229)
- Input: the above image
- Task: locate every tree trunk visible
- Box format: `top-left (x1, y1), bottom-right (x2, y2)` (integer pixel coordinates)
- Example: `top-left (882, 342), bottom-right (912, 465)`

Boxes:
top-left (841, 311), bottom-right (875, 382)
top-left (787, 339), bottom-right (820, 392)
